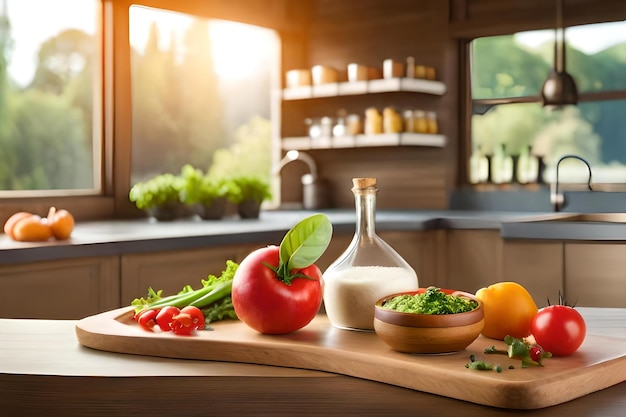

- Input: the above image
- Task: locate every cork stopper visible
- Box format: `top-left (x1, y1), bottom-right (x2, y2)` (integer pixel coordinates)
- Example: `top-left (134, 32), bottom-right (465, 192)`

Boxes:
top-left (352, 177), bottom-right (377, 190)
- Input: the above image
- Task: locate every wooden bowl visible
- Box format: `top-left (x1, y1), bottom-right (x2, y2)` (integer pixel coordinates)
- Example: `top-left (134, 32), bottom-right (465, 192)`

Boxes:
top-left (374, 288), bottom-right (484, 354)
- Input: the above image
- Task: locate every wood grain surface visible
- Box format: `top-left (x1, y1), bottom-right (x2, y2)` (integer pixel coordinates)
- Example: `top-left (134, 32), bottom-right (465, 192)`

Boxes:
top-left (75, 307), bottom-right (626, 410)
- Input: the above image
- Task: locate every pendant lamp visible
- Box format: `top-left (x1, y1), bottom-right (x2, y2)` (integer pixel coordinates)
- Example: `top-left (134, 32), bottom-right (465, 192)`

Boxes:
top-left (541, 0), bottom-right (578, 107)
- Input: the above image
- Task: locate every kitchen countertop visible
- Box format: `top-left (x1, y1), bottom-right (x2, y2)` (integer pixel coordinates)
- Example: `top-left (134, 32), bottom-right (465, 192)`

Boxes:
top-left (0, 307), bottom-right (623, 416)
top-left (2, 209), bottom-right (626, 265)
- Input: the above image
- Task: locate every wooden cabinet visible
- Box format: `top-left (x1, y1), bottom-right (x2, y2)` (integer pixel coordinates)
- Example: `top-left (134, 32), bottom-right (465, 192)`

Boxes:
top-left (565, 243), bottom-right (626, 308)
top-left (445, 230), bottom-right (503, 294)
top-left (502, 240), bottom-right (564, 306)
top-left (315, 230), bottom-right (445, 287)
top-left (4, 227), bottom-right (624, 321)
top-left (379, 230), bottom-right (445, 288)
top-left (0, 256), bottom-right (120, 319)
top-left (120, 244), bottom-right (260, 306)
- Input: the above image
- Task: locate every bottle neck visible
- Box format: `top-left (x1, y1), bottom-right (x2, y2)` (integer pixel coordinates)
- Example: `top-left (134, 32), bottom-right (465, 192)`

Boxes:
top-left (353, 188), bottom-right (377, 238)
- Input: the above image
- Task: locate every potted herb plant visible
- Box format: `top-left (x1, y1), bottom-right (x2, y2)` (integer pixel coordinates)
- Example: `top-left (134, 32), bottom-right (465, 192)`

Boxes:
top-left (229, 176), bottom-right (272, 219)
top-left (179, 165), bottom-right (231, 220)
top-left (129, 173), bottom-right (186, 221)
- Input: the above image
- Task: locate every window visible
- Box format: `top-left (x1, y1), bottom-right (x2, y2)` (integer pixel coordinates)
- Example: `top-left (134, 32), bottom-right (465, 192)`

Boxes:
top-left (0, 0), bottom-right (100, 195)
top-left (469, 21), bottom-right (626, 185)
top-left (128, 6), bottom-right (279, 187)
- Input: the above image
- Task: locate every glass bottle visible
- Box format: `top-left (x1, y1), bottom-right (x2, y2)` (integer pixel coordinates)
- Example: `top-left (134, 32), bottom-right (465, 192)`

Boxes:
top-left (491, 143), bottom-right (513, 184)
top-left (323, 178), bottom-right (419, 331)
top-left (468, 145), bottom-right (483, 185)
top-left (516, 145), bottom-right (539, 184)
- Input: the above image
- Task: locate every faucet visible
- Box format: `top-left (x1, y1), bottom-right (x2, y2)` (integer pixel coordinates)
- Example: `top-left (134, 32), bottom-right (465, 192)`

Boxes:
top-left (275, 149), bottom-right (318, 183)
top-left (275, 150), bottom-right (328, 209)
top-left (550, 155), bottom-right (593, 212)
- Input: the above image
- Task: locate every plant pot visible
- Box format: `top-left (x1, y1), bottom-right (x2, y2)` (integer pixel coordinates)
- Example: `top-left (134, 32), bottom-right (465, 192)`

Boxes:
top-left (194, 197), bottom-right (228, 220)
top-left (146, 202), bottom-right (186, 221)
top-left (237, 199), bottom-right (261, 219)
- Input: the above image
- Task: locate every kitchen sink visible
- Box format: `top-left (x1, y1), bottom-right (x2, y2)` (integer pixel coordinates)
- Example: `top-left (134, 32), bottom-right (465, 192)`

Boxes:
top-left (528, 213), bottom-right (626, 223)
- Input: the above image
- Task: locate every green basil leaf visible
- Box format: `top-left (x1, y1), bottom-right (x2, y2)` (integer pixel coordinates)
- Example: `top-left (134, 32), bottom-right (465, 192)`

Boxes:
top-left (279, 213), bottom-right (333, 271)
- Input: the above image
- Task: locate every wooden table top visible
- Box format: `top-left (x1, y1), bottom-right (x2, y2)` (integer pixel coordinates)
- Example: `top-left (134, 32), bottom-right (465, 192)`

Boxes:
top-left (1, 307), bottom-right (625, 417)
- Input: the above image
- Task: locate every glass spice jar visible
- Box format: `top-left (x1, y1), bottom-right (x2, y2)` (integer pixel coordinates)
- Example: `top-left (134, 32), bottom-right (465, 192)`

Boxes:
top-left (426, 111), bottom-right (438, 134)
top-left (413, 110), bottom-right (428, 133)
top-left (322, 178), bottom-right (419, 331)
top-left (346, 114), bottom-right (363, 135)
top-left (364, 108), bottom-right (383, 135)
top-left (383, 107), bottom-right (403, 133)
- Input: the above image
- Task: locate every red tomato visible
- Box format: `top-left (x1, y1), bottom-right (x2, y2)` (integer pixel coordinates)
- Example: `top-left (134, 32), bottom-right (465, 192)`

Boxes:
top-left (170, 312), bottom-right (195, 336)
top-left (156, 306), bottom-right (180, 332)
top-left (136, 309), bottom-right (158, 331)
top-left (180, 306), bottom-right (206, 331)
top-left (531, 305), bottom-right (586, 356)
top-left (232, 245), bottom-right (323, 335)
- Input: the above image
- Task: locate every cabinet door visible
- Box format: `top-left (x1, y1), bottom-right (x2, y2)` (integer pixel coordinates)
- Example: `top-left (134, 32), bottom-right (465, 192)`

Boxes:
top-left (0, 256), bottom-right (120, 319)
top-left (318, 230), bottom-right (444, 287)
top-left (503, 240), bottom-right (563, 306)
top-left (120, 245), bottom-right (259, 305)
top-left (445, 230), bottom-right (502, 293)
top-left (565, 243), bottom-right (626, 307)
top-left (379, 230), bottom-right (445, 288)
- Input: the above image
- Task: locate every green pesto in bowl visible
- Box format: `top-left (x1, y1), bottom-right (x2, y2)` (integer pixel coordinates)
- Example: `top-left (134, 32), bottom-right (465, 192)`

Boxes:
top-left (382, 286), bottom-right (478, 315)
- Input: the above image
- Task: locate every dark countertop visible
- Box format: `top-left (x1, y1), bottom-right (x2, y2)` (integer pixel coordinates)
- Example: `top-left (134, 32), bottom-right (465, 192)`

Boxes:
top-left (2, 209), bottom-right (626, 265)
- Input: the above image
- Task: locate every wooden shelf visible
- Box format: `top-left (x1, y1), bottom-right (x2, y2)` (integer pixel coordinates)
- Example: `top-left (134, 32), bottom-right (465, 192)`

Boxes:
top-left (282, 77), bottom-right (447, 100)
top-left (281, 133), bottom-right (446, 150)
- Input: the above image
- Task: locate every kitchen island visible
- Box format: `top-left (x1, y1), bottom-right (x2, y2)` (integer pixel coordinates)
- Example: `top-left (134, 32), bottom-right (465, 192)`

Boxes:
top-left (0, 307), bottom-right (624, 416)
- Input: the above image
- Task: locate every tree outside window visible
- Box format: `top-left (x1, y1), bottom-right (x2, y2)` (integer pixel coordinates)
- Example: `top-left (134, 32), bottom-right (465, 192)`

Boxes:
top-left (129, 7), bottom-right (278, 188)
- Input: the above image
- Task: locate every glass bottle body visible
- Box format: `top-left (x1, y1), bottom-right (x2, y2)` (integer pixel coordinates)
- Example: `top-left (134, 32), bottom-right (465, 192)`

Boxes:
top-left (323, 179), bottom-right (419, 331)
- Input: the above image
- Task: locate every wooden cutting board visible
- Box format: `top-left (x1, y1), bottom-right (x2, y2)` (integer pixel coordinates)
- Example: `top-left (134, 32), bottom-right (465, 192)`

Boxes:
top-left (75, 307), bottom-right (626, 410)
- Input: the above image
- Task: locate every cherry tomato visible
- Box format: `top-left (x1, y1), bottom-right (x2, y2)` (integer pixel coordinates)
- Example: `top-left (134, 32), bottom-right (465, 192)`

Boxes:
top-left (180, 306), bottom-right (206, 330)
top-left (156, 306), bottom-right (180, 332)
top-left (135, 309), bottom-right (158, 331)
top-left (232, 245), bottom-right (323, 335)
top-left (475, 281), bottom-right (538, 340)
top-left (531, 305), bottom-right (586, 356)
top-left (529, 345), bottom-right (544, 363)
top-left (170, 312), bottom-right (195, 336)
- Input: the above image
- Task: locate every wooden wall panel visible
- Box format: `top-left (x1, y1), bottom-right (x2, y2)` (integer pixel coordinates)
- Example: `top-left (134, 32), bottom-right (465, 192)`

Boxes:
top-left (279, 0), bottom-right (454, 210)
top-left (313, 147), bottom-right (447, 209)
top-left (451, 0), bottom-right (626, 37)
top-left (276, 0), bottom-right (624, 210)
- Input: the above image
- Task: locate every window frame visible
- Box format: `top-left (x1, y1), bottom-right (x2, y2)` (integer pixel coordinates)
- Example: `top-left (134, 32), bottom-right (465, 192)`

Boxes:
top-left (463, 20), bottom-right (626, 188)
top-left (0, 0), bottom-right (302, 223)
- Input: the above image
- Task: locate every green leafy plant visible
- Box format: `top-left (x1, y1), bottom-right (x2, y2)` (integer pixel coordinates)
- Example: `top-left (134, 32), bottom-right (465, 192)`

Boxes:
top-left (179, 164), bottom-right (231, 206)
top-left (129, 173), bottom-right (183, 210)
top-left (229, 176), bottom-right (272, 204)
